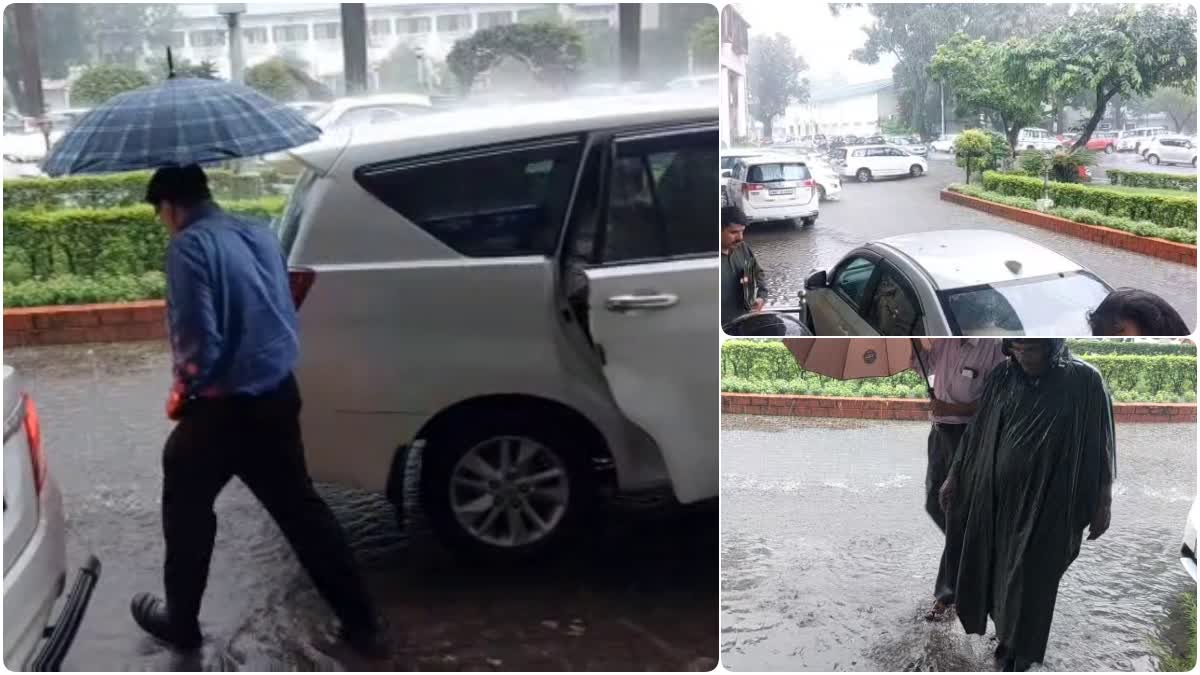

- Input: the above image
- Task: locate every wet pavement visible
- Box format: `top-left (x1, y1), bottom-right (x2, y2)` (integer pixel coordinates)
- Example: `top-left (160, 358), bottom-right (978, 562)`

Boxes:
top-left (1092, 149), bottom-right (1197, 181)
top-left (746, 155), bottom-right (1197, 329)
top-left (720, 415), bottom-right (1196, 672)
top-left (5, 342), bottom-right (717, 671)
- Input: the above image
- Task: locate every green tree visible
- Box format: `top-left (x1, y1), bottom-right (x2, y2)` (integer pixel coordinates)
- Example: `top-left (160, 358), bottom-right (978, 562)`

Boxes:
top-left (377, 44), bottom-right (422, 92)
top-left (447, 22), bottom-right (584, 94)
top-left (929, 33), bottom-right (1045, 158)
top-left (71, 64), bottom-right (152, 105)
top-left (1008, 4), bottom-right (1197, 149)
top-left (244, 57), bottom-right (331, 102)
top-left (748, 34), bottom-right (809, 140)
top-left (1131, 87), bottom-right (1197, 133)
top-left (145, 57), bottom-right (220, 82)
top-left (953, 128), bottom-right (992, 184)
top-left (689, 17), bottom-right (719, 71)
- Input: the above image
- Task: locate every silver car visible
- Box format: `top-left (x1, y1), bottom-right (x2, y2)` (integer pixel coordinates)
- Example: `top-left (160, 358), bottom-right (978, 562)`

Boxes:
top-left (803, 230), bottom-right (1113, 336)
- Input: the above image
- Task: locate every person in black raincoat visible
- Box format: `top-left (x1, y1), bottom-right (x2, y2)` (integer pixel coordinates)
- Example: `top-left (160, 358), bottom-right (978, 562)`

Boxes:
top-left (938, 339), bottom-right (1115, 672)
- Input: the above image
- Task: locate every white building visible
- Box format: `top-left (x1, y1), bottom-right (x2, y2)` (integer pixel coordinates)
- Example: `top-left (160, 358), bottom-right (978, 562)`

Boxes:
top-left (133, 3), bottom-right (619, 94)
top-left (718, 4), bottom-right (749, 146)
top-left (778, 78), bottom-right (899, 140)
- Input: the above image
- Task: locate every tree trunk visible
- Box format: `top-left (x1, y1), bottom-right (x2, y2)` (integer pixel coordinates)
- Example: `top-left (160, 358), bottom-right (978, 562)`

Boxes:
top-left (1071, 84), bottom-right (1116, 151)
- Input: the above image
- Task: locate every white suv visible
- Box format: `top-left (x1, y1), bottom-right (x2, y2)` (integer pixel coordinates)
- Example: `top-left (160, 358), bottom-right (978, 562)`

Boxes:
top-left (276, 95), bottom-right (717, 561)
top-left (1015, 127), bottom-right (1060, 151)
top-left (4, 366), bottom-right (99, 670)
top-left (833, 144), bottom-right (928, 183)
top-left (727, 154), bottom-right (820, 225)
top-left (1116, 126), bottom-right (1168, 153)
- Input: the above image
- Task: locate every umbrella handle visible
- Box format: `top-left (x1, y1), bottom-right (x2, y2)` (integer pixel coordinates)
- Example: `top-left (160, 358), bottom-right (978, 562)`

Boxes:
top-left (910, 338), bottom-right (935, 399)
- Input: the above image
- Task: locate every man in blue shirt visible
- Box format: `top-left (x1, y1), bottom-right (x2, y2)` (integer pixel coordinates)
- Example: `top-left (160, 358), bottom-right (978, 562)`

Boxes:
top-left (131, 166), bottom-right (381, 655)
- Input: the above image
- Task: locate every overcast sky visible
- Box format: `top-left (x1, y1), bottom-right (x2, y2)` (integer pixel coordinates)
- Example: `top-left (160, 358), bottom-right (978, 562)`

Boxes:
top-left (739, 3), bottom-right (897, 87)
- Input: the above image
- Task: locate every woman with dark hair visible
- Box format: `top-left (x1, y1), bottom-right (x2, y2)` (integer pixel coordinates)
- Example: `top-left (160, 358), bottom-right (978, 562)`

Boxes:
top-left (1088, 288), bottom-right (1190, 336)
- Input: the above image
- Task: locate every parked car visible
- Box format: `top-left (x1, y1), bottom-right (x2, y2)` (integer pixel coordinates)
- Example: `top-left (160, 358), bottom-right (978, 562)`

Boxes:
top-left (832, 144), bottom-right (928, 183)
top-left (1182, 498), bottom-right (1198, 581)
top-left (4, 366), bottom-right (100, 669)
top-left (1142, 135), bottom-right (1197, 167)
top-left (1086, 131), bottom-right (1119, 154)
top-left (727, 153), bottom-right (820, 225)
top-left (801, 229), bottom-right (1113, 336)
top-left (1116, 126), bottom-right (1168, 153)
top-left (930, 134), bottom-right (960, 153)
top-left (766, 146), bottom-right (843, 201)
top-left (277, 95), bottom-right (717, 561)
top-left (308, 94), bottom-right (434, 132)
top-left (720, 147), bottom-right (765, 206)
top-left (1016, 127), bottom-right (1061, 151)
top-left (285, 101), bottom-right (327, 119)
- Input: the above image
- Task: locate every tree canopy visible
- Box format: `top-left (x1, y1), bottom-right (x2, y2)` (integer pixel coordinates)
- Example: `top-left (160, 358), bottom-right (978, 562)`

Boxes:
top-left (447, 22), bottom-right (584, 94)
top-left (748, 34), bottom-right (808, 139)
top-left (689, 17), bottom-right (719, 71)
top-left (71, 64), bottom-right (152, 106)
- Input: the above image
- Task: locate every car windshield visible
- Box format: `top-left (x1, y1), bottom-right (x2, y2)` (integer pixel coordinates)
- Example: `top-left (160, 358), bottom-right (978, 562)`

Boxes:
top-left (942, 273), bottom-right (1112, 336)
top-left (747, 163), bottom-right (810, 182)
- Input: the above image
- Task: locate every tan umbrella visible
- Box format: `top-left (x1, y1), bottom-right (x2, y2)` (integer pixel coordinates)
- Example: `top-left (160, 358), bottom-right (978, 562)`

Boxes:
top-left (784, 338), bottom-right (930, 380)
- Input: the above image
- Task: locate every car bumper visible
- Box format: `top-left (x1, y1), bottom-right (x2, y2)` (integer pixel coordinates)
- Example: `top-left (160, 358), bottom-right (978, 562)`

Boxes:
top-left (29, 556), bottom-right (100, 672)
top-left (742, 204), bottom-right (819, 222)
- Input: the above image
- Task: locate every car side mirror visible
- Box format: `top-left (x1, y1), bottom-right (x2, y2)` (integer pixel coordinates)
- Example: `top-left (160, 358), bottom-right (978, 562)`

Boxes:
top-left (721, 169), bottom-right (733, 179)
top-left (805, 270), bottom-right (828, 290)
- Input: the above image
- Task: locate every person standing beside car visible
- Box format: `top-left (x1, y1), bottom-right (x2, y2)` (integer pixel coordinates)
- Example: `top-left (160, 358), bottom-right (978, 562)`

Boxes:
top-left (912, 338), bottom-right (1006, 623)
top-left (131, 165), bottom-right (382, 656)
top-left (721, 206), bottom-right (781, 336)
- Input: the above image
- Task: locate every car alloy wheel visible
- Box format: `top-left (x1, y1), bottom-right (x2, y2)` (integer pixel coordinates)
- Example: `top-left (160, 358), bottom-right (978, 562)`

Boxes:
top-left (818, 185), bottom-right (826, 201)
top-left (1148, 154), bottom-right (1160, 166)
top-left (449, 435), bottom-right (570, 549)
top-left (856, 168), bottom-right (871, 183)
top-left (1105, 144), bottom-right (1114, 154)
top-left (910, 165), bottom-right (923, 178)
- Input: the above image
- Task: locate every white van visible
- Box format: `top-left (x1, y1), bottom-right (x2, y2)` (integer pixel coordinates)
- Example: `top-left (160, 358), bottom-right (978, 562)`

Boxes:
top-left (1116, 126), bottom-right (1168, 153)
top-left (1016, 128), bottom-right (1060, 151)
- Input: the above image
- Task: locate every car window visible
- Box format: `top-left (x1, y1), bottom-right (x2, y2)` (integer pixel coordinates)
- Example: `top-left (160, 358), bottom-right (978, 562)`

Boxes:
top-left (355, 138), bottom-right (583, 257)
top-left (274, 170), bottom-right (318, 257)
top-left (831, 256), bottom-right (877, 309)
top-left (864, 264), bottom-right (922, 336)
top-left (746, 163), bottom-right (810, 182)
top-left (598, 128), bottom-right (717, 264)
top-left (943, 273), bottom-right (1112, 336)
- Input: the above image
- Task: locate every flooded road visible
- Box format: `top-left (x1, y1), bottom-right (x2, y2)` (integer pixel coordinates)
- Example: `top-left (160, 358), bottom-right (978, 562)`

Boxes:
top-left (5, 342), bottom-right (716, 671)
top-left (745, 155), bottom-right (1197, 329)
top-left (721, 415), bottom-right (1195, 672)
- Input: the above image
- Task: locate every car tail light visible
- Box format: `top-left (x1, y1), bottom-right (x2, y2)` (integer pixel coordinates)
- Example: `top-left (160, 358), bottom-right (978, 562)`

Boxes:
top-left (23, 395), bottom-right (45, 495)
top-left (801, 179), bottom-right (815, 188)
top-left (288, 267), bottom-right (316, 309)
top-left (742, 183), bottom-right (764, 194)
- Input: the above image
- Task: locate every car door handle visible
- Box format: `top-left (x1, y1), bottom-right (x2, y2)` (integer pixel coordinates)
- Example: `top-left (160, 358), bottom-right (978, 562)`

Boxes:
top-left (606, 293), bottom-right (679, 312)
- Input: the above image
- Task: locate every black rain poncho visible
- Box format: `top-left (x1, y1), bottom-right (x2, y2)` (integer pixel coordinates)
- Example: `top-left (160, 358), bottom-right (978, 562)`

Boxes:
top-left (946, 339), bottom-right (1116, 665)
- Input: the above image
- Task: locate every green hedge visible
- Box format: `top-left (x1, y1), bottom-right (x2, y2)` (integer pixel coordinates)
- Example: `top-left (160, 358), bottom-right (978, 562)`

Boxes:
top-left (3, 168), bottom-right (289, 211)
top-left (980, 171), bottom-right (1196, 229)
top-left (4, 197), bottom-right (286, 281)
top-left (4, 273), bottom-right (166, 308)
top-left (720, 340), bottom-right (1197, 403)
top-left (1067, 340), bottom-right (1195, 356)
top-left (946, 183), bottom-right (1196, 244)
top-left (1106, 169), bottom-right (1197, 192)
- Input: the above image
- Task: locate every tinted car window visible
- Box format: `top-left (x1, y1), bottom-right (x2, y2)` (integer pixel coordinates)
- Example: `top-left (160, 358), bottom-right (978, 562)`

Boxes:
top-left (864, 265), bottom-right (922, 336)
top-left (831, 256), bottom-right (877, 309)
top-left (600, 128), bottom-right (717, 263)
top-left (355, 139), bottom-right (582, 257)
top-left (746, 163), bottom-right (811, 182)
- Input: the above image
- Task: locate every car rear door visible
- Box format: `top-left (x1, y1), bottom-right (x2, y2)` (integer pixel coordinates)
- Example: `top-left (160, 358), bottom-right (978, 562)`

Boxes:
top-left (576, 124), bottom-right (718, 503)
top-left (809, 254), bottom-right (880, 335)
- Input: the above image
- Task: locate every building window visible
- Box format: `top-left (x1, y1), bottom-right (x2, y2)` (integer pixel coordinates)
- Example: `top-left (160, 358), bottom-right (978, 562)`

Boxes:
top-left (436, 14), bottom-right (470, 32)
top-left (273, 24), bottom-right (309, 44)
top-left (314, 22), bottom-right (340, 41)
top-left (369, 18), bottom-right (392, 36)
top-left (397, 17), bottom-right (431, 34)
top-left (189, 30), bottom-right (226, 48)
top-left (165, 31), bottom-right (186, 49)
top-left (518, 8), bottom-right (555, 24)
top-left (244, 27), bottom-right (269, 44)
top-left (478, 11), bottom-right (513, 29)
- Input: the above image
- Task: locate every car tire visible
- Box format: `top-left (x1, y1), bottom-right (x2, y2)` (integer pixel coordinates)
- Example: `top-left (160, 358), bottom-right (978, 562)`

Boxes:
top-left (909, 164), bottom-right (923, 178)
top-left (801, 215), bottom-right (817, 227)
top-left (1148, 154), bottom-right (1160, 166)
top-left (419, 410), bottom-right (595, 563)
top-left (1104, 144), bottom-right (1114, 154)
top-left (855, 168), bottom-right (871, 183)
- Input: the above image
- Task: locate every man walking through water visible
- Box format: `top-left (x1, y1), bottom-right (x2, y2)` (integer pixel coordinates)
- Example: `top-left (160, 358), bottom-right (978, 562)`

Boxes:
top-left (912, 339), bottom-right (1005, 623)
top-left (939, 339), bottom-right (1115, 672)
top-left (131, 166), bottom-right (382, 655)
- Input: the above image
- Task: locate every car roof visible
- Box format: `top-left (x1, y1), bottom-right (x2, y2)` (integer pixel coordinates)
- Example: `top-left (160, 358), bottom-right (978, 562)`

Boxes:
top-left (324, 93), bottom-right (433, 113)
top-left (872, 229), bottom-right (1082, 289)
top-left (739, 153), bottom-right (809, 165)
top-left (294, 93), bottom-right (715, 173)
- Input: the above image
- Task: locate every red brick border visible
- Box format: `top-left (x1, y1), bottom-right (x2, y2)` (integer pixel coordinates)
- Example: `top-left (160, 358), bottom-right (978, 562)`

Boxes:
top-left (721, 393), bottom-right (1196, 424)
top-left (940, 189), bottom-right (1197, 266)
top-left (4, 300), bottom-right (166, 348)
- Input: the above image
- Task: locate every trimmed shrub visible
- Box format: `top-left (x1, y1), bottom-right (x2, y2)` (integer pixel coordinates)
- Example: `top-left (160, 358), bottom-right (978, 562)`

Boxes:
top-left (3, 168), bottom-right (288, 211)
top-left (4, 273), bottom-right (166, 308)
top-left (1106, 169), bottom-right (1197, 192)
top-left (981, 171), bottom-right (1196, 229)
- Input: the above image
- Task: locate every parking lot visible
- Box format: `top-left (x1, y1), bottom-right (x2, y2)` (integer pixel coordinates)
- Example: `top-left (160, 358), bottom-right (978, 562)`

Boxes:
top-left (744, 153), bottom-right (1197, 329)
top-left (6, 342), bottom-right (717, 672)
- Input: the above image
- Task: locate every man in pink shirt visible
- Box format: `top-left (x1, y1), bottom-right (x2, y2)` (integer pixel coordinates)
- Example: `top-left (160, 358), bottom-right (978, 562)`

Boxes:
top-left (912, 339), bottom-right (1006, 621)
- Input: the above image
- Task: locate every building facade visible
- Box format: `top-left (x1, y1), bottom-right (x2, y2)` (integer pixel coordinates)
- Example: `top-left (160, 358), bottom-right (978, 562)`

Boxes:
top-left (778, 78), bottom-right (898, 140)
top-left (719, 4), bottom-right (749, 146)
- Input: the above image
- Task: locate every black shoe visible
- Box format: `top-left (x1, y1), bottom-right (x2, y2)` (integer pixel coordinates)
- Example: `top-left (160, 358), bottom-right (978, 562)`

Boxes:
top-left (130, 593), bottom-right (202, 650)
top-left (339, 622), bottom-right (387, 659)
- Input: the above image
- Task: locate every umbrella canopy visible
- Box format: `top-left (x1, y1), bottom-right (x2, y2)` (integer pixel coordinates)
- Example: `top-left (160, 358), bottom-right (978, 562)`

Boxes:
top-left (784, 338), bottom-right (922, 380)
top-left (42, 77), bottom-right (321, 176)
